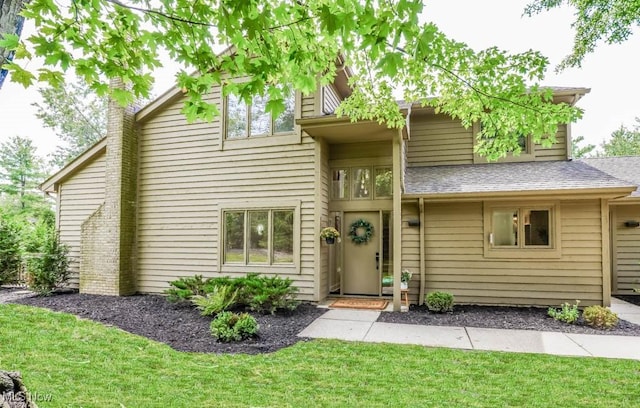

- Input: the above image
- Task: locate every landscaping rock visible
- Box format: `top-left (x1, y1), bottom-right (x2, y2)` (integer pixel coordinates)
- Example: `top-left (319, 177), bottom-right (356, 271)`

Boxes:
top-left (0, 371), bottom-right (37, 408)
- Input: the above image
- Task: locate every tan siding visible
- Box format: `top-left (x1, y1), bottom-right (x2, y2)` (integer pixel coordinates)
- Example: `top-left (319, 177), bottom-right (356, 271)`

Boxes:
top-left (302, 93), bottom-right (316, 118)
top-left (58, 153), bottom-right (107, 287)
top-left (137, 88), bottom-right (318, 300)
top-left (322, 85), bottom-right (341, 114)
top-left (329, 141), bottom-right (391, 161)
top-left (319, 139), bottom-right (331, 298)
top-left (612, 204), bottom-right (640, 294)
top-left (407, 114), bottom-right (474, 167)
top-left (535, 124), bottom-right (568, 161)
top-left (421, 200), bottom-right (604, 306)
top-left (401, 203), bottom-right (421, 303)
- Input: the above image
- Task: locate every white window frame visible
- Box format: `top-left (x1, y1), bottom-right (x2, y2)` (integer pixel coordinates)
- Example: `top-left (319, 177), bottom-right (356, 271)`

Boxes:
top-left (483, 201), bottom-right (561, 259)
top-left (218, 200), bottom-right (301, 274)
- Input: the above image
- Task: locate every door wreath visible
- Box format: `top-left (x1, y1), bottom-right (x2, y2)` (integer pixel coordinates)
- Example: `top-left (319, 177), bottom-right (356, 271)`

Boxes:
top-left (348, 219), bottom-right (374, 244)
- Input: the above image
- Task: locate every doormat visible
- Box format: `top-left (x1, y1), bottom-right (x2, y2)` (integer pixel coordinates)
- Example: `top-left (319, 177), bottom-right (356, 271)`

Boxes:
top-left (330, 298), bottom-right (388, 310)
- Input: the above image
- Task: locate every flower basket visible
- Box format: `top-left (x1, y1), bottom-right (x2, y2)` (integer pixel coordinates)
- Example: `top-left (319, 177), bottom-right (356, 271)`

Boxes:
top-left (320, 227), bottom-right (340, 245)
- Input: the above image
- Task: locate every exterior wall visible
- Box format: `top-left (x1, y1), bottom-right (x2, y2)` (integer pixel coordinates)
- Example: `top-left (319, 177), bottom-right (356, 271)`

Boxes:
top-left (57, 153), bottom-right (106, 287)
top-left (406, 113), bottom-right (569, 167)
top-left (611, 204), bottom-right (640, 294)
top-left (401, 202), bottom-right (421, 304)
top-left (318, 139), bottom-right (330, 299)
top-left (421, 199), bottom-right (604, 306)
top-left (321, 84), bottom-right (342, 114)
top-left (136, 88), bottom-right (319, 300)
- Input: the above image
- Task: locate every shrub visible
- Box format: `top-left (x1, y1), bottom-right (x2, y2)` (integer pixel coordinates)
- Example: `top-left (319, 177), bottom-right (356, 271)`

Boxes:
top-left (547, 301), bottom-right (581, 324)
top-left (210, 312), bottom-right (259, 342)
top-left (191, 285), bottom-right (239, 316)
top-left (0, 215), bottom-right (21, 285)
top-left (244, 275), bottom-right (299, 314)
top-left (583, 306), bottom-right (619, 329)
top-left (26, 230), bottom-right (70, 295)
top-left (426, 291), bottom-right (454, 313)
top-left (165, 275), bottom-right (214, 303)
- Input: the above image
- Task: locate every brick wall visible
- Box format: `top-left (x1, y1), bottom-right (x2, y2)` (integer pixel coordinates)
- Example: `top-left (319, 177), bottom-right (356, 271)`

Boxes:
top-left (79, 78), bottom-right (138, 295)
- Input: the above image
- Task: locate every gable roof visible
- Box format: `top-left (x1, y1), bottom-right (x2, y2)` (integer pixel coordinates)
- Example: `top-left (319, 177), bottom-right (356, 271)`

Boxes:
top-left (40, 138), bottom-right (107, 193)
top-left (404, 160), bottom-right (637, 199)
top-left (581, 156), bottom-right (640, 198)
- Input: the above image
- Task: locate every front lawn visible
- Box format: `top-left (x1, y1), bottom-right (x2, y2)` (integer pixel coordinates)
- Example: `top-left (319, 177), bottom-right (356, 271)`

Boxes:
top-left (1, 304), bottom-right (639, 407)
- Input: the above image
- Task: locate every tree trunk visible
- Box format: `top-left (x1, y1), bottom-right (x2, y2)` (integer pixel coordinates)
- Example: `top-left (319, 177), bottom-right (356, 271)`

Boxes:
top-left (0, 0), bottom-right (27, 88)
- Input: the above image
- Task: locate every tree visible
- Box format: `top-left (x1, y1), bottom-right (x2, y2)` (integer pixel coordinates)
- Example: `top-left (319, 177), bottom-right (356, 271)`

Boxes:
top-left (33, 79), bottom-right (107, 168)
top-left (600, 118), bottom-right (640, 157)
top-left (0, 0), bottom-right (27, 88)
top-left (571, 135), bottom-right (596, 158)
top-left (525, 0), bottom-right (640, 70)
top-left (0, 135), bottom-right (47, 212)
top-left (2, 0), bottom-right (584, 160)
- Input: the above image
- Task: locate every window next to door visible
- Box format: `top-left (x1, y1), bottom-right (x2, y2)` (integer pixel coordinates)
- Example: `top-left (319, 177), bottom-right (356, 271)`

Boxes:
top-left (483, 202), bottom-right (561, 259)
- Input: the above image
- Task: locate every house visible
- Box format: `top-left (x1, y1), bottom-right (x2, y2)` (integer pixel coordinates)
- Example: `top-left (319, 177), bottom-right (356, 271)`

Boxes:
top-left (40, 73), bottom-right (638, 311)
top-left (580, 157), bottom-right (640, 296)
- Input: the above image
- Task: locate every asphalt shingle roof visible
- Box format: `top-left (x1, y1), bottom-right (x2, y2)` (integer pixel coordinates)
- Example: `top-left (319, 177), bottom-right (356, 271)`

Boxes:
top-left (405, 160), bottom-right (636, 196)
top-left (581, 157), bottom-right (640, 197)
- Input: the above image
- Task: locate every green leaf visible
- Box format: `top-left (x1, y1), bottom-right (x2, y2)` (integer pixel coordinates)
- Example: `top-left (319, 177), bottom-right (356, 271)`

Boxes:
top-left (0, 34), bottom-right (20, 50)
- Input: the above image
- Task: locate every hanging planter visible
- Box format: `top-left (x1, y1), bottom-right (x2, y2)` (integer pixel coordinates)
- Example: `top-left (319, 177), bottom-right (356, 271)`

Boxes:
top-left (348, 219), bottom-right (374, 245)
top-left (320, 227), bottom-right (340, 245)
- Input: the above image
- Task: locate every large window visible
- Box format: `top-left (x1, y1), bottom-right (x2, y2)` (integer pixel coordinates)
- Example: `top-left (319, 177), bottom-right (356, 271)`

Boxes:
top-left (223, 209), bottom-right (294, 265)
top-left (484, 203), bottom-right (560, 258)
top-left (225, 90), bottom-right (295, 139)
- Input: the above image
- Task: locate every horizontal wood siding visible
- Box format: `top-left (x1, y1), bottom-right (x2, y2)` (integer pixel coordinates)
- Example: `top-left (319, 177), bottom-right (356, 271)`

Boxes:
top-left (319, 140), bottom-right (330, 298)
top-left (535, 124), bottom-right (567, 161)
top-left (423, 200), bottom-right (604, 306)
top-left (612, 204), bottom-right (640, 294)
top-left (58, 154), bottom-right (106, 287)
top-left (137, 88), bottom-right (318, 300)
top-left (322, 85), bottom-right (341, 114)
top-left (329, 141), bottom-right (391, 161)
top-left (402, 202), bottom-right (421, 303)
top-left (407, 114), bottom-right (474, 166)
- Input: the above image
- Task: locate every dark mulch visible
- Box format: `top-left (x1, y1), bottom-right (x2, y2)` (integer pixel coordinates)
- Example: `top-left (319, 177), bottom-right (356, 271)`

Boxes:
top-left (616, 295), bottom-right (640, 306)
top-left (378, 304), bottom-right (640, 336)
top-left (11, 292), bottom-right (326, 355)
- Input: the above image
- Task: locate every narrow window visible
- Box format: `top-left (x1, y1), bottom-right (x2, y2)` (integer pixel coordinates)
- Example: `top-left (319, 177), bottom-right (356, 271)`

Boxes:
top-left (492, 209), bottom-right (518, 246)
top-left (226, 94), bottom-right (248, 139)
top-left (353, 167), bottom-right (371, 199)
top-left (331, 169), bottom-right (349, 200)
top-left (224, 211), bottom-right (245, 263)
top-left (524, 209), bottom-right (550, 246)
top-left (374, 167), bottom-right (393, 198)
top-left (250, 95), bottom-right (270, 136)
top-left (273, 210), bottom-right (294, 264)
top-left (274, 89), bottom-right (295, 133)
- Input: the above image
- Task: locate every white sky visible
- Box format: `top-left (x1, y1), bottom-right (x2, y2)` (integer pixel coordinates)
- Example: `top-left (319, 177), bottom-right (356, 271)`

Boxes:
top-left (0, 0), bottom-right (638, 157)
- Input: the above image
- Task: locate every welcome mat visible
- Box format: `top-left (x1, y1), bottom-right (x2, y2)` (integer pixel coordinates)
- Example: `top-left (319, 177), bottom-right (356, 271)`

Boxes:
top-left (330, 298), bottom-right (388, 310)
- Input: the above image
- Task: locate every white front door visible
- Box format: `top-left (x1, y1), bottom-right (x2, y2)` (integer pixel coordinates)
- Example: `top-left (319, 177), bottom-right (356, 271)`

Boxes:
top-left (343, 211), bottom-right (380, 295)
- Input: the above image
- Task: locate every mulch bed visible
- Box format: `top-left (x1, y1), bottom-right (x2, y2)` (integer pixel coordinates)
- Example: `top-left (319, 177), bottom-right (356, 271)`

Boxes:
top-left (5, 289), bottom-right (640, 355)
top-left (616, 295), bottom-right (640, 306)
top-left (378, 303), bottom-right (640, 336)
top-left (10, 292), bottom-right (326, 355)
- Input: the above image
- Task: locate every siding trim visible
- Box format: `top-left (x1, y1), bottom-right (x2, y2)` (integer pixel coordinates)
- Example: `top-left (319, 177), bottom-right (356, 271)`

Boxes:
top-left (601, 198), bottom-right (611, 305)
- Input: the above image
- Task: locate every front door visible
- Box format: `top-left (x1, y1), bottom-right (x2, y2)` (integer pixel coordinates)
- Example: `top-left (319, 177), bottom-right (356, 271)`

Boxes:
top-left (343, 211), bottom-right (380, 295)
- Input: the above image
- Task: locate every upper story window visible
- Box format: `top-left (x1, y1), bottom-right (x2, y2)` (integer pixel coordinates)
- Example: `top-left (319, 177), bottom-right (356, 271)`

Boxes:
top-left (473, 122), bottom-right (534, 163)
top-left (225, 90), bottom-right (295, 139)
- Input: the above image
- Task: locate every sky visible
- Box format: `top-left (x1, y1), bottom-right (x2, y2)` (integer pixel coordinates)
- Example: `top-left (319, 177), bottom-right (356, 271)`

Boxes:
top-left (0, 0), bottom-right (638, 158)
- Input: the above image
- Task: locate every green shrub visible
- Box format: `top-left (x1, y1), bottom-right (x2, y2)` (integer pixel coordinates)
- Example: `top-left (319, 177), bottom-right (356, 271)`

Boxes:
top-left (191, 285), bottom-right (239, 316)
top-left (547, 301), bottom-right (581, 324)
top-left (210, 311), bottom-right (259, 342)
top-left (244, 275), bottom-right (299, 314)
top-left (0, 215), bottom-right (21, 284)
top-left (26, 230), bottom-right (70, 295)
top-left (583, 306), bottom-right (619, 329)
top-left (165, 275), bottom-right (215, 303)
top-left (426, 291), bottom-right (454, 313)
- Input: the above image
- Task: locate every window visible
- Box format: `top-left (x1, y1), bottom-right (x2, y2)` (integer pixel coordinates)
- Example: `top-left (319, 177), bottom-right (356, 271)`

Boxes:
top-left (223, 209), bottom-right (294, 265)
top-left (330, 166), bottom-right (393, 200)
top-left (484, 203), bottom-right (560, 258)
top-left (225, 89), bottom-right (295, 139)
top-left (473, 122), bottom-right (534, 163)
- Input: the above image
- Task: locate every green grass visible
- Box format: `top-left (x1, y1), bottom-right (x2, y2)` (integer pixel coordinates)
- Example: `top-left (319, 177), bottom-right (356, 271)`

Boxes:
top-left (2, 304), bottom-right (640, 407)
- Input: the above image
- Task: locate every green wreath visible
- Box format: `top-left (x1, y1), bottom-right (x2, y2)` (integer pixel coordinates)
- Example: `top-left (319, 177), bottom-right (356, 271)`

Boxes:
top-left (348, 219), bottom-right (374, 245)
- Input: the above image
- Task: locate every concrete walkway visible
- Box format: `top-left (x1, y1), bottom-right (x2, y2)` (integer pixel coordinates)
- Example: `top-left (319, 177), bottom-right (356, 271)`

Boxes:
top-left (298, 301), bottom-right (640, 360)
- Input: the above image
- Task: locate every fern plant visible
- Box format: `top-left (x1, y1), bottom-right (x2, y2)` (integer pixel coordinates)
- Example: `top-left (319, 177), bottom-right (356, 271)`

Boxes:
top-left (191, 285), bottom-right (238, 316)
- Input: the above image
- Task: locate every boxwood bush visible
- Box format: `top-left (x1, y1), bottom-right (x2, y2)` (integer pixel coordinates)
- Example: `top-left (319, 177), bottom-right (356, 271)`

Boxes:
top-left (426, 291), bottom-right (455, 313)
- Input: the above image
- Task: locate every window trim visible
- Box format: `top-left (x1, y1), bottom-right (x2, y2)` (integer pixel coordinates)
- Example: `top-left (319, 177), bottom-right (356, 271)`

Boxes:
top-left (218, 200), bottom-right (301, 274)
top-left (473, 122), bottom-right (535, 163)
top-left (220, 89), bottom-right (302, 151)
top-left (330, 165), bottom-right (393, 201)
top-left (483, 201), bottom-right (562, 259)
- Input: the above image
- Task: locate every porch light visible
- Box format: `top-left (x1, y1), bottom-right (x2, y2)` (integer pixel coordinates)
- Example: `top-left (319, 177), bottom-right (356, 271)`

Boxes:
top-left (624, 220), bottom-right (640, 228)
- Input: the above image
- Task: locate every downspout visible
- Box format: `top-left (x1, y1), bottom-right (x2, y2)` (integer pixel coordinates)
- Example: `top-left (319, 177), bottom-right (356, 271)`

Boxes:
top-left (418, 197), bottom-right (426, 305)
